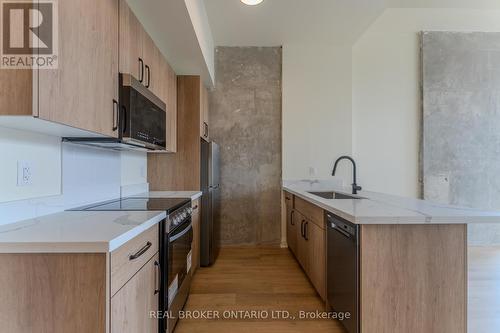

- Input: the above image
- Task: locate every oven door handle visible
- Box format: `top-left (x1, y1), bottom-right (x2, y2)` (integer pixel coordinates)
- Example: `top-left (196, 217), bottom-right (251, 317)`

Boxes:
top-left (169, 223), bottom-right (193, 243)
top-left (154, 260), bottom-right (160, 295)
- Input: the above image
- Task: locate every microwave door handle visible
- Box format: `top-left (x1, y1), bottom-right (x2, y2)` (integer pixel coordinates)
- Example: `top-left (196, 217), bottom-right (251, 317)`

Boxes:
top-left (169, 223), bottom-right (193, 243)
top-left (112, 99), bottom-right (118, 131)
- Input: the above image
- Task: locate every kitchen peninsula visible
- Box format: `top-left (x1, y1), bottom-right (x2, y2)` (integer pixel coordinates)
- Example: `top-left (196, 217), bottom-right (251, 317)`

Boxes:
top-left (283, 180), bottom-right (500, 333)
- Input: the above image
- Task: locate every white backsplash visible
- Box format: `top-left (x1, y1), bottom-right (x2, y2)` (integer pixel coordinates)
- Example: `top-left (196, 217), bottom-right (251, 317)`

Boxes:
top-left (0, 142), bottom-right (148, 225)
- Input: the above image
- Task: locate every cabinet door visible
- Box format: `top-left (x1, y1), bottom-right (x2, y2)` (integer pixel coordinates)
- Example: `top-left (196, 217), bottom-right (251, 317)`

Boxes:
top-left (142, 33), bottom-right (162, 97)
top-left (158, 58), bottom-right (177, 152)
top-left (306, 221), bottom-right (326, 300)
top-left (166, 62), bottom-right (177, 152)
top-left (287, 208), bottom-right (297, 256)
top-left (191, 199), bottom-right (201, 274)
top-left (0, 70), bottom-right (33, 116)
top-left (119, 0), bottom-right (143, 81)
top-left (39, 0), bottom-right (119, 138)
top-left (111, 253), bottom-right (160, 333)
top-left (200, 84), bottom-right (209, 141)
top-left (294, 211), bottom-right (308, 271)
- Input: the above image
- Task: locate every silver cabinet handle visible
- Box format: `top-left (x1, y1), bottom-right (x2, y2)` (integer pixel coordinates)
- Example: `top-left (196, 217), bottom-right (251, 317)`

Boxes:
top-left (128, 241), bottom-right (152, 261)
top-left (138, 58), bottom-right (144, 83)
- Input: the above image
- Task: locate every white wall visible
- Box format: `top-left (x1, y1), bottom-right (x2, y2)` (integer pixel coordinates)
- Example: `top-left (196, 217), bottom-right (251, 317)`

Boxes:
top-left (352, 8), bottom-right (500, 198)
top-left (0, 126), bottom-right (61, 202)
top-left (121, 151), bottom-right (147, 186)
top-left (282, 44), bottom-right (353, 184)
top-left (0, 128), bottom-right (148, 225)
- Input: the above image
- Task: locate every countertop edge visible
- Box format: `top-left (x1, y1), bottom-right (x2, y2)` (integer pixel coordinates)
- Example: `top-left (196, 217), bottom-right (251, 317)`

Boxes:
top-left (108, 211), bottom-right (166, 252)
top-left (283, 185), bottom-right (498, 225)
top-left (0, 211), bottom-right (167, 254)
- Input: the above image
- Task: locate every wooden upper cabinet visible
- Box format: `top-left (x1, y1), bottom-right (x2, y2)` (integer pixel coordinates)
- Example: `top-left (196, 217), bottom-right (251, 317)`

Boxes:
top-left (142, 34), bottom-right (163, 98)
top-left (120, 0), bottom-right (177, 152)
top-left (120, 0), bottom-right (162, 97)
top-left (38, 0), bottom-right (120, 138)
top-left (0, 70), bottom-right (34, 116)
top-left (119, 0), bottom-right (143, 80)
top-left (165, 61), bottom-right (177, 152)
top-left (200, 84), bottom-right (210, 141)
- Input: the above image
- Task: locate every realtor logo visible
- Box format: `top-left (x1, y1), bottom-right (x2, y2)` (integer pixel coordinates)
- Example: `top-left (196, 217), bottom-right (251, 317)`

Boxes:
top-left (1, 0), bottom-right (58, 68)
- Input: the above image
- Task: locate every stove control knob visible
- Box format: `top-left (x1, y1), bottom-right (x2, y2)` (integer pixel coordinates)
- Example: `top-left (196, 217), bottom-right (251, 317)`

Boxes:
top-left (187, 207), bottom-right (193, 215)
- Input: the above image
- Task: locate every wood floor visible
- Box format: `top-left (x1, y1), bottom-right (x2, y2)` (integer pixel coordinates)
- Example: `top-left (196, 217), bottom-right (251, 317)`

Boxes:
top-left (176, 247), bottom-right (345, 333)
top-left (469, 246), bottom-right (500, 333)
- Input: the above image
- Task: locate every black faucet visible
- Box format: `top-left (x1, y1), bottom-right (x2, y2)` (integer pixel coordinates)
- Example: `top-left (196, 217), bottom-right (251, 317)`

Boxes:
top-left (332, 156), bottom-right (362, 195)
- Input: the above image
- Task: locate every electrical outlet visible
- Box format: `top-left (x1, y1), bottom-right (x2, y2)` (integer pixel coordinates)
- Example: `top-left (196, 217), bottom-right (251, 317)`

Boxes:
top-left (309, 167), bottom-right (318, 177)
top-left (17, 161), bottom-right (33, 186)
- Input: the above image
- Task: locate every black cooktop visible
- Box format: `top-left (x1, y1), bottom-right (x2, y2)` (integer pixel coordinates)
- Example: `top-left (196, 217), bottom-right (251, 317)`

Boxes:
top-left (75, 197), bottom-right (190, 213)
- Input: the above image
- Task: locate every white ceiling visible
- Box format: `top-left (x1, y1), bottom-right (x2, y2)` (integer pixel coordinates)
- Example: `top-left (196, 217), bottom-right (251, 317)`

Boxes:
top-left (204, 0), bottom-right (500, 46)
top-left (204, 0), bottom-right (387, 46)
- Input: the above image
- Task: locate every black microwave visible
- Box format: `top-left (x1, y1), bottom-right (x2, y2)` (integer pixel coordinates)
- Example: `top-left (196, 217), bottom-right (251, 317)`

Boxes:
top-left (119, 73), bottom-right (166, 150)
top-left (63, 73), bottom-right (166, 152)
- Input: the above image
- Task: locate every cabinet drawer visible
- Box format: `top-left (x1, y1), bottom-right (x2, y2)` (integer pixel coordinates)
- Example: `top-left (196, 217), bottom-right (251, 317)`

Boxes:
top-left (294, 196), bottom-right (325, 229)
top-left (111, 224), bottom-right (159, 296)
top-left (284, 191), bottom-right (293, 209)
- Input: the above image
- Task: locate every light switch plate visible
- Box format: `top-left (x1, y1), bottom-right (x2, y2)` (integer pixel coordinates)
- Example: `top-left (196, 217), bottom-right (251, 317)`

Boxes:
top-left (17, 161), bottom-right (33, 186)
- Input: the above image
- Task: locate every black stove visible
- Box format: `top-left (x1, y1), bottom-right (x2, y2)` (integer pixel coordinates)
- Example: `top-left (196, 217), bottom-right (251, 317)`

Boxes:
top-left (75, 197), bottom-right (190, 214)
top-left (71, 195), bottom-right (194, 333)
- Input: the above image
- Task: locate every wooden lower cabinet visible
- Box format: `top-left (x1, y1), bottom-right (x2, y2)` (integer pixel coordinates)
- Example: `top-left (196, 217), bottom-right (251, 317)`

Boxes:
top-left (360, 224), bottom-right (467, 333)
top-left (285, 192), bottom-right (297, 255)
top-left (306, 221), bottom-right (326, 300)
top-left (0, 226), bottom-right (161, 333)
top-left (286, 209), bottom-right (298, 256)
top-left (287, 192), bottom-right (327, 301)
top-left (294, 210), bottom-right (308, 271)
top-left (0, 253), bottom-right (107, 333)
top-left (191, 198), bottom-right (201, 274)
top-left (111, 252), bottom-right (160, 333)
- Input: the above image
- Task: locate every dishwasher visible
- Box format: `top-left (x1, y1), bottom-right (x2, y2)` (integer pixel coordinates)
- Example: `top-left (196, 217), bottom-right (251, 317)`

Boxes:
top-left (327, 212), bottom-right (360, 333)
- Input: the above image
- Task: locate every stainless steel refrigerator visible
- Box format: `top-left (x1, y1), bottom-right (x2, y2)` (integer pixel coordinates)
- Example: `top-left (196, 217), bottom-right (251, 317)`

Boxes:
top-left (200, 140), bottom-right (221, 266)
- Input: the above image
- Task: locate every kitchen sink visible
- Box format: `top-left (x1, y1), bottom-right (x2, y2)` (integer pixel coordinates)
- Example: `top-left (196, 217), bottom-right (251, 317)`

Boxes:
top-left (307, 191), bottom-right (362, 200)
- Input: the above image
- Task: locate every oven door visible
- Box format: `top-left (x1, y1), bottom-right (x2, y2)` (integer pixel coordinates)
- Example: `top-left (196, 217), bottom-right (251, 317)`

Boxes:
top-left (167, 218), bottom-right (193, 306)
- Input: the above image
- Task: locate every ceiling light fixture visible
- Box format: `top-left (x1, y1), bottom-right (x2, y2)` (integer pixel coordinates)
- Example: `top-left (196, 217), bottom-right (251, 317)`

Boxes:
top-left (241, 0), bottom-right (264, 5)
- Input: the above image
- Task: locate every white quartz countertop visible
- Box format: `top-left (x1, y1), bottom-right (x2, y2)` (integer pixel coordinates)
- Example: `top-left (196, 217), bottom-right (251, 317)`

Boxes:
top-left (0, 210), bottom-right (166, 253)
top-left (129, 191), bottom-right (202, 201)
top-left (284, 180), bottom-right (500, 225)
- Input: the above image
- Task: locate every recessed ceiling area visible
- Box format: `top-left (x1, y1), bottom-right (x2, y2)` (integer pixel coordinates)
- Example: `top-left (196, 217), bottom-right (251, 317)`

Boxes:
top-left (204, 0), bottom-right (500, 46)
top-left (204, 0), bottom-right (387, 46)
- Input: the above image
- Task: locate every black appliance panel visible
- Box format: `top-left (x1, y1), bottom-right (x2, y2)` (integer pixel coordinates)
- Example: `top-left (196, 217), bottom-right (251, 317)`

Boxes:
top-left (327, 213), bottom-right (359, 333)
